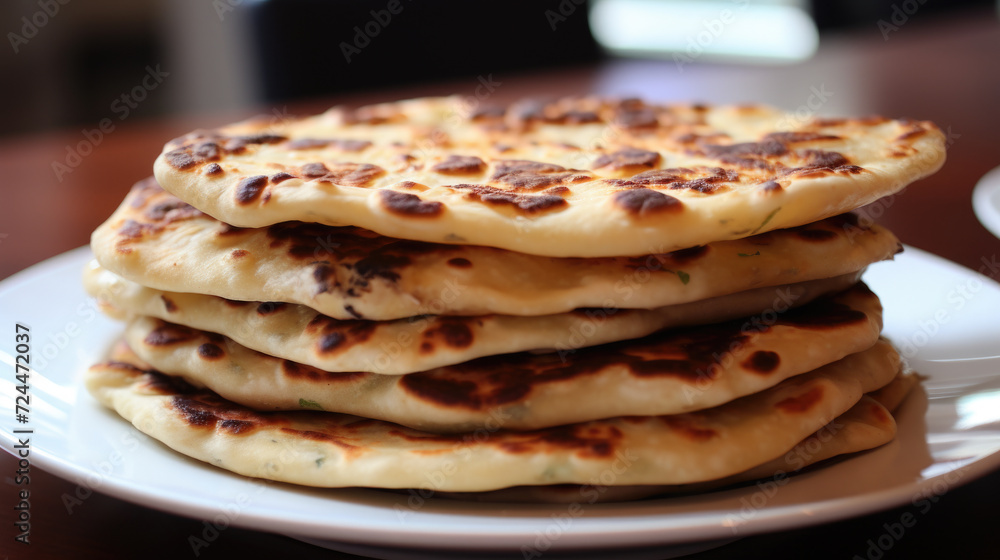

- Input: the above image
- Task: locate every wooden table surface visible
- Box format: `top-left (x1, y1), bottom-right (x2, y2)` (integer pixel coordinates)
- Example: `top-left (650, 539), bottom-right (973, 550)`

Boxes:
top-left (2, 10), bottom-right (1000, 560)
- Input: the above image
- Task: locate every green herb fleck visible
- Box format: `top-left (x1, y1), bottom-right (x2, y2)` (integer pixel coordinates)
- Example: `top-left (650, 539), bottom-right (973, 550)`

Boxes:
top-left (737, 251), bottom-right (761, 257)
top-left (315, 457), bottom-right (325, 468)
top-left (676, 270), bottom-right (690, 285)
top-left (299, 398), bottom-right (323, 410)
top-left (751, 207), bottom-right (781, 235)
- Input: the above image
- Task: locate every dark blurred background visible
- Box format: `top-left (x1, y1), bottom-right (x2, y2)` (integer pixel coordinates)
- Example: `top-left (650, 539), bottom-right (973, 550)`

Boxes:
top-left (0, 0), bottom-right (994, 138)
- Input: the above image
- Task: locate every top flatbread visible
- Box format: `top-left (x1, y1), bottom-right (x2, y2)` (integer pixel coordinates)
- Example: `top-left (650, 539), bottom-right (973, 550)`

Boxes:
top-left (153, 96), bottom-right (945, 257)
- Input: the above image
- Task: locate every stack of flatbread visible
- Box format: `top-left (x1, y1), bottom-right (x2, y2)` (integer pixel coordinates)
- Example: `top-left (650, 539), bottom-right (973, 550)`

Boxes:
top-left (84, 97), bottom-right (945, 501)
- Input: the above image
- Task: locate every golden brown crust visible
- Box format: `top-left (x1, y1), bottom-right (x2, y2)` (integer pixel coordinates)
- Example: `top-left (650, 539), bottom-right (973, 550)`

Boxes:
top-left (152, 97), bottom-right (946, 257)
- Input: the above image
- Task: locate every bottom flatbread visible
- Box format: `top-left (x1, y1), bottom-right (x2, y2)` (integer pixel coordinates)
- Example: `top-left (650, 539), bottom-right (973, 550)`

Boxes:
top-left (85, 340), bottom-right (900, 492)
top-left (444, 373), bottom-right (914, 502)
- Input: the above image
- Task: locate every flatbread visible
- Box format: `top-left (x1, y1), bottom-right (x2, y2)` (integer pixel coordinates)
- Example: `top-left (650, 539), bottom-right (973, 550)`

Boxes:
top-left (85, 339), bottom-right (899, 491)
top-left (441, 368), bottom-right (917, 502)
top-left (90, 179), bottom-right (901, 321)
top-left (437, 393), bottom-right (898, 503)
top-left (119, 284), bottom-right (886, 432)
top-left (152, 96), bottom-right (945, 257)
top-left (87, 261), bottom-right (862, 375)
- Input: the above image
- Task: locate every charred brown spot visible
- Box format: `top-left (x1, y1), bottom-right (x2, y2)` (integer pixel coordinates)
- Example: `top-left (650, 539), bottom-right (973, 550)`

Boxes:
top-left (801, 149), bottom-right (849, 168)
top-left (145, 323), bottom-right (198, 346)
top-left (145, 200), bottom-right (201, 222)
top-left (426, 321), bottom-right (474, 349)
top-left (231, 249), bottom-right (249, 258)
top-left (171, 397), bottom-right (218, 427)
top-left (662, 417), bottom-right (718, 442)
top-left (116, 218), bottom-right (164, 252)
top-left (776, 386), bottom-right (824, 413)
top-left (319, 332), bottom-right (344, 353)
top-left (490, 160), bottom-right (591, 191)
top-left (278, 428), bottom-right (360, 449)
top-left (344, 305), bottom-right (363, 319)
top-left (701, 140), bottom-right (787, 169)
top-left (743, 351), bottom-right (780, 374)
top-left (234, 133), bottom-right (287, 145)
top-left (615, 104), bottom-right (659, 130)
top-left (235, 175), bottom-right (268, 204)
top-left (142, 372), bottom-right (200, 395)
top-left (164, 149), bottom-right (198, 170)
top-left (432, 155), bottom-right (487, 175)
top-left (612, 167), bottom-right (739, 194)
top-left (613, 188), bottom-right (682, 216)
top-left (197, 343), bottom-right (224, 359)
top-left (301, 163), bottom-right (330, 178)
top-left (448, 184), bottom-right (568, 214)
top-left (470, 106), bottom-right (505, 120)
top-left (379, 190), bottom-right (444, 217)
top-left (836, 165), bottom-right (865, 174)
top-left (448, 257), bottom-right (472, 268)
top-left (298, 162), bottom-right (385, 186)
top-left (163, 141), bottom-right (222, 170)
top-left (219, 419), bottom-right (255, 434)
top-left (270, 172), bottom-right (296, 184)
top-left (280, 359), bottom-right (366, 383)
top-left (204, 163), bottom-right (223, 176)
top-left (759, 180), bottom-right (783, 194)
top-left (778, 288), bottom-right (871, 328)
top-left (593, 148), bottom-right (661, 171)
top-left (667, 168), bottom-right (740, 194)
top-left (499, 425), bottom-right (622, 458)
top-left (169, 394), bottom-right (263, 434)
top-left (160, 295), bottom-right (177, 312)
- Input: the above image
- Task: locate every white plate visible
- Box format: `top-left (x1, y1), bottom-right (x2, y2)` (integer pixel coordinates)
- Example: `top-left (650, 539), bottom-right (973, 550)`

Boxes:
top-left (973, 165), bottom-right (1000, 239)
top-left (2, 246), bottom-right (1000, 558)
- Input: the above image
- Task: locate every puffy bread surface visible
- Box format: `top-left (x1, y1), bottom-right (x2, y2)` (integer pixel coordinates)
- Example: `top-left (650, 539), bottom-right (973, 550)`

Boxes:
top-left (152, 96), bottom-right (944, 257)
